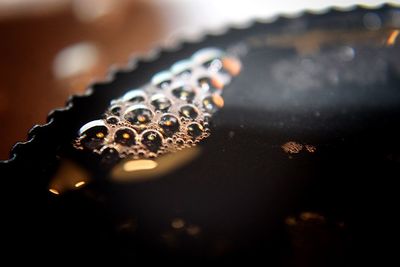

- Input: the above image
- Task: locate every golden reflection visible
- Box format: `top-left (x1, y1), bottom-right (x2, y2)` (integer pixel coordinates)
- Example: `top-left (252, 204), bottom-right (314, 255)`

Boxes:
top-left (111, 147), bottom-right (201, 183)
top-left (48, 159), bottom-right (91, 195)
top-left (123, 159), bottom-right (158, 172)
top-left (282, 141), bottom-right (303, 154)
top-left (211, 76), bottom-right (224, 90)
top-left (386, 30), bottom-right (399, 46)
top-left (49, 188), bottom-right (60, 195)
top-left (96, 132), bottom-right (105, 138)
top-left (171, 218), bottom-right (185, 229)
top-left (74, 181), bottom-right (86, 188)
top-left (305, 144), bottom-right (317, 153)
top-left (282, 142), bottom-right (317, 155)
top-left (212, 94), bottom-right (224, 108)
top-left (222, 57), bottom-right (242, 76)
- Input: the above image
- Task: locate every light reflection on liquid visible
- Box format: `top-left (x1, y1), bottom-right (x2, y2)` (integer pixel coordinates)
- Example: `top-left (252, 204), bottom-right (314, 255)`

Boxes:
top-left (111, 147), bottom-right (201, 183)
top-left (49, 188), bottom-right (60, 195)
top-left (123, 159), bottom-right (158, 172)
top-left (281, 141), bottom-right (317, 155)
top-left (48, 159), bottom-right (91, 195)
top-left (47, 144), bottom-right (201, 195)
top-left (74, 181), bottom-right (86, 188)
top-left (386, 30), bottom-right (399, 46)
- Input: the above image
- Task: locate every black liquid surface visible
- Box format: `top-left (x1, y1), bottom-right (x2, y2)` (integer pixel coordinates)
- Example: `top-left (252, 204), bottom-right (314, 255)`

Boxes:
top-left (2, 6), bottom-right (400, 265)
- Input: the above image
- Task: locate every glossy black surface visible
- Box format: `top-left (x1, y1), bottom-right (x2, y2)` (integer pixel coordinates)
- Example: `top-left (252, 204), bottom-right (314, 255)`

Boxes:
top-left (2, 6), bottom-right (400, 265)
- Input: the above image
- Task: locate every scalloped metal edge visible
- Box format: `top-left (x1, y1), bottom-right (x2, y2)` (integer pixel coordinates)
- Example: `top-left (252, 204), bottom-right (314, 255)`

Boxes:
top-left (2, 2), bottom-right (399, 164)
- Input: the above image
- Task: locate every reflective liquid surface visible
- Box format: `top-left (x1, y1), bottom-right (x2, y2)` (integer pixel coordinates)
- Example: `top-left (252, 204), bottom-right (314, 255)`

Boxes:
top-left (3, 6), bottom-right (400, 265)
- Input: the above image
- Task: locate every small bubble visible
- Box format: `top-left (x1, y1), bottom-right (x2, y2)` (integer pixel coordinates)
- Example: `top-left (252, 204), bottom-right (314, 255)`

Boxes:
top-left (80, 123), bottom-right (108, 150)
top-left (171, 59), bottom-right (192, 76)
top-left (171, 85), bottom-right (196, 102)
top-left (122, 90), bottom-right (146, 103)
top-left (141, 130), bottom-right (163, 152)
top-left (192, 48), bottom-right (223, 66)
top-left (106, 116), bottom-right (119, 124)
top-left (202, 94), bottom-right (224, 113)
top-left (179, 104), bottom-right (199, 120)
top-left (159, 114), bottom-right (180, 136)
top-left (115, 128), bottom-right (136, 146)
top-left (187, 122), bottom-right (204, 138)
top-left (101, 147), bottom-right (120, 164)
top-left (110, 105), bottom-right (121, 116)
top-left (151, 71), bottom-right (172, 89)
top-left (197, 77), bottom-right (222, 92)
top-left (150, 94), bottom-right (171, 112)
top-left (206, 59), bottom-right (223, 72)
top-left (124, 105), bottom-right (153, 125)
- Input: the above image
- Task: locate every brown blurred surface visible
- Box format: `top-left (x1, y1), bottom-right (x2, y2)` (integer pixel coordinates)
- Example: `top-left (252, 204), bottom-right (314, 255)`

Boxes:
top-left (0, 0), bottom-right (165, 159)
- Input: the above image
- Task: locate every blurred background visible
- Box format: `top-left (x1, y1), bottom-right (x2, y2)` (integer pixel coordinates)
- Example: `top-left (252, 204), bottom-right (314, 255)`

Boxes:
top-left (0, 0), bottom-right (396, 160)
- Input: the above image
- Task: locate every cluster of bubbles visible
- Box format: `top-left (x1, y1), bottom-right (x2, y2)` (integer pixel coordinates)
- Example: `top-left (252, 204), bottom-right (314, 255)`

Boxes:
top-left (74, 48), bottom-right (241, 162)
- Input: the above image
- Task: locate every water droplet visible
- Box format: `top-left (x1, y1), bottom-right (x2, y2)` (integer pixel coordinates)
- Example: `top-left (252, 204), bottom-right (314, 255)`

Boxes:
top-left (187, 122), bottom-right (204, 138)
top-left (106, 116), bottom-right (119, 124)
top-left (122, 89), bottom-right (146, 103)
top-left (202, 94), bottom-right (224, 113)
top-left (141, 130), bottom-right (163, 152)
top-left (115, 128), bottom-right (136, 146)
top-left (151, 94), bottom-right (172, 112)
top-left (179, 105), bottom-right (198, 119)
top-left (101, 147), bottom-right (120, 164)
top-left (192, 48), bottom-right (223, 67)
top-left (171, 85), bottom-right (196, 101)
top-left (197, 76), bottom-right (223, 92)
top-left (151, 71), bottom-right (172, 89)
top-left (171, 59), bottom-right (192, 76)
top-left (124, 105), bottom-right (153, 125)
top-left (159, 114), bottom-right (180, 136)
top-left (207, 59), bottom-right (223, 72)
top-left (110, 105), bottom-right (121, 116)
top-left (79, 121), bottom-right (108, 150)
